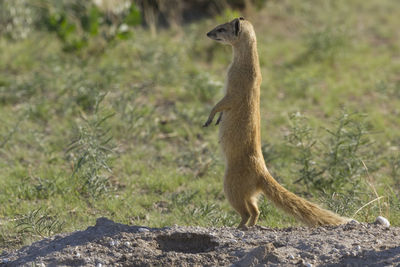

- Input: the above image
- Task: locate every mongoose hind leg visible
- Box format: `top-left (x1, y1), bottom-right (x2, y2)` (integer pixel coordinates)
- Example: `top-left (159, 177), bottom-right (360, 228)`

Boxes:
top-left (227, 197), bottom-right (251, 229)
top-left (237, 210), bottom-right (250, 230)
top-left (246, 198), bottom-right (260, 227)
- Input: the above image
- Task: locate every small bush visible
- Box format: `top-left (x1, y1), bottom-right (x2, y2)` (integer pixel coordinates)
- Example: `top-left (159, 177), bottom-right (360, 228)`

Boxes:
top-left (285, 111), bottom-right (380, 217)
top-left (287, 111), bottom-right (373, 194)
top-left (42, 1), bottom-right (141, 52)
top-left (0, 0), bottom-right (141, 52)
top-left (15, 208), bottom-right (64, 238)
top-left (286, 112), bottom-right (321, 191)
top-left (66, 93), bottom-right (115, 197)
top-left (0, 0), bottom-right (38, 40)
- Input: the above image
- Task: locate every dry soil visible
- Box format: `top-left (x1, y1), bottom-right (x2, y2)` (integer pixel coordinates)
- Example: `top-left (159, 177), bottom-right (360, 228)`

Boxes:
top-left (1, 217), bottom-right (399, 266)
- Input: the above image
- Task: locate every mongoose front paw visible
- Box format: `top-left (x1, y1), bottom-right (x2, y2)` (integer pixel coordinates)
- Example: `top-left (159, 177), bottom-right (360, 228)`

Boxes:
top-left (216, 113), bottom-right (222, 125)
top-left (203, 120), bottom-right (212, 127)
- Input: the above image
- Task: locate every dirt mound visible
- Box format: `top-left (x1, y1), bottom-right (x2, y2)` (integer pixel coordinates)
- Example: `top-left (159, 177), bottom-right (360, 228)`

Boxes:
top-left (1, 217), bottom-right (399, 266)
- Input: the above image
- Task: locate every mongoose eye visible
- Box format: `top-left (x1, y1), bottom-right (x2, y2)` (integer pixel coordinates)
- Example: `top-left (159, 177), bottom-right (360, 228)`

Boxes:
top-left (217, 28), bottom-right (226, 33)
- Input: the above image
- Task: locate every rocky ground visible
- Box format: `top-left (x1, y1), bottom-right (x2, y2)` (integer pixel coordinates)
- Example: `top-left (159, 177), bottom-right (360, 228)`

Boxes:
top-left (1, 217), bottom-right (399, 266)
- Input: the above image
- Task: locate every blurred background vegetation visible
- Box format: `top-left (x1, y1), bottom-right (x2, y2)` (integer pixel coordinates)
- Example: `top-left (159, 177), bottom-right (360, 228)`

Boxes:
top-left (1, 0), bottom-right (400, 252)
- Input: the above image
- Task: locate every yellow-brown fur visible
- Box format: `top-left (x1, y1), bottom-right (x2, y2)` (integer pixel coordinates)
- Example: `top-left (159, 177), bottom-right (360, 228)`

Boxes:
top-left (204, 18), bottom-right (349, 229)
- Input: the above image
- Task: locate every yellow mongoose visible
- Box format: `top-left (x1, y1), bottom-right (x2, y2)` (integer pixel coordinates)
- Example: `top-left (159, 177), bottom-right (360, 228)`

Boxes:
top-left (203, 17), bottom-right (350, 229)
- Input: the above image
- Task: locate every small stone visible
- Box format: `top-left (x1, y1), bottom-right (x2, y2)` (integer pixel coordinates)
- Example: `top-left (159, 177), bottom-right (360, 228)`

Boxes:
top-left (349, 219), bottom-right (359, 224)
top-left (320, 255), bottom-right (330, 261)
top-left (225, 233), bottom-right (235, 239)
top-left (288, 254), bottom-right (295, 260)
top-left (124, 241), bottom-right (131, 246)
top-left (334, 244), bottom-right (345, 249)
top-left (235, 231), bottom-right (245, 238)
top-left (375, 216), bottom-right (390, 227)
top-left (304, 262), bottom-right (313, 267)
top-left (96, 263), bottom-right (102, 267)
top-left (300, 252), bottom-right (315, 259)
top-left (356, 245), bottom-right (361, 251)
top-left (1, 259), bottom-right (10, 264)
top-left (209, 231), bottom-right (218, 237)
top-left (138, 227), bottom-right (150, 232)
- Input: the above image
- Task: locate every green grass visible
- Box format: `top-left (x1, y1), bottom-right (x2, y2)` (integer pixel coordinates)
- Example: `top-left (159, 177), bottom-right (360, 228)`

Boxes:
top-left (1, 0), bottom-right (400, 252)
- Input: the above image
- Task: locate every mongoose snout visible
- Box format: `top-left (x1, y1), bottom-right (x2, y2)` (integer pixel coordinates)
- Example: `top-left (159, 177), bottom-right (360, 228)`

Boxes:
top-left (206, 31), bottom-right (221, 42)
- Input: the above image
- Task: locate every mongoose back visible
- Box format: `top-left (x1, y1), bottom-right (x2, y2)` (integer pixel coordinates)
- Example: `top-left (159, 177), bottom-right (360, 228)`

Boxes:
top-left (203, 17), bottom-right (350, 229)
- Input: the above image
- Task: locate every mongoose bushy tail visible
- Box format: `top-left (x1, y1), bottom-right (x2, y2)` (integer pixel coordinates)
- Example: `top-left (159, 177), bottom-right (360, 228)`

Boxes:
top-left (204, 17), bottom-right (350, 228)
top-left (261, 170), bottom-right (349, 226)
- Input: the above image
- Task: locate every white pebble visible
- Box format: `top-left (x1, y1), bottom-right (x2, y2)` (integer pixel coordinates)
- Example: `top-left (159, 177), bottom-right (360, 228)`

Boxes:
top-left (124, 241), bottom-right (131, 246)
top-left (138, 227), bottom-right (150, 232)
top-left (288, 254), bottom-right (295, 260)
top-left (209, 232), bottom-right (217, 237)
top-left (96, 263), bottom-right (102, 267)
top-left (304, 262), bottom-right (313, 267)
top-left (375, 216), bottom-right (390, 227)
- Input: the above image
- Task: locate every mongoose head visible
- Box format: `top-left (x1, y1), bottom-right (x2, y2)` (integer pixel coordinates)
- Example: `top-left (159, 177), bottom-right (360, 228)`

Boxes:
top-left (206, 17), bottom-right (255, 45)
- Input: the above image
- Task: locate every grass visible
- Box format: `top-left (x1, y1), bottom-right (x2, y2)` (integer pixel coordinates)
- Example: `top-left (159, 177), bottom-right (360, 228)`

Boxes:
top-left (1, 0), bottom-right (400, 252)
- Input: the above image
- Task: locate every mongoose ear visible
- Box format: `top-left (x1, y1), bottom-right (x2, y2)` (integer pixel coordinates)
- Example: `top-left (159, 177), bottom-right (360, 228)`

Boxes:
top-left (234, 18), bottom-right (241, 36)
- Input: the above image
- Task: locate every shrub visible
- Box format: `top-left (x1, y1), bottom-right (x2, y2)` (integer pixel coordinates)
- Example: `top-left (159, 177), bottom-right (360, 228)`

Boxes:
top-left (66, 93), bottom-right (115, 197)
